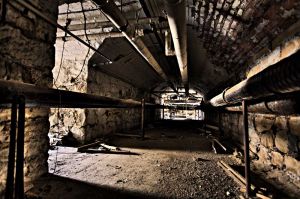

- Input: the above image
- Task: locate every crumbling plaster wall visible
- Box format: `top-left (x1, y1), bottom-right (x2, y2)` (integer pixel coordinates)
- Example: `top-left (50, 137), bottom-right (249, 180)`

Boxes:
top-left (207, 111), bottom-right (300, 191)
top-left (0, 1), bottom-right (58, 197)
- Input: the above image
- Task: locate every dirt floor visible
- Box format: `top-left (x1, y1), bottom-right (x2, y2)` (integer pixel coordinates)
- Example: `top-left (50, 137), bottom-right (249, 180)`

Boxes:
top-left (28, 121), bottom-right (243, 199)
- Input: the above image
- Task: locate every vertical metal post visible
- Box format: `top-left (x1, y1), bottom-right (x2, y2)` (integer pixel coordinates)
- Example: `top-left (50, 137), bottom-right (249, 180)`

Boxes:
top-left (242, 100), bottom-right (251, 197)
top-left (5, 96), bottom-right (18, 199)
top-left (15, 96), bottom-right (25, 199)
top-left (0, 0), bottom-right (7, 22)
top-left (141, 98), bottom-right (145, 138)
top-left (162, 107), bottom-right (165, 120)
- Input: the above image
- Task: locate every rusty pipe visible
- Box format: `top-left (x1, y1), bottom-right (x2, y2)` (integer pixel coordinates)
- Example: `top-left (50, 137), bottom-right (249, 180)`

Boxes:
top-left (210, 50), bottom-right (300, 106)
top-left (92, 0), bottom-right (168, 82)
top-left (224, 95), bottom-right (300, 115)
top-left (0, 80), bottom-right (165, 109)
top-left (165, 0), bottom-right (189, 93)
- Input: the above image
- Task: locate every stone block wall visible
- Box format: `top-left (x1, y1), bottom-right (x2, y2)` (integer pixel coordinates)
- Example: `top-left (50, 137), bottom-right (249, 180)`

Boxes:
top-left (0, 1), bottom-right (58, 197)
top-left (49, 34), bottom-right (147, 144)
top-left (49, 2), bottom-right (153, 144)
top-left (85, 70), bottom-right (144, 142)
top-left (207, 111), bottom-right (300, 189)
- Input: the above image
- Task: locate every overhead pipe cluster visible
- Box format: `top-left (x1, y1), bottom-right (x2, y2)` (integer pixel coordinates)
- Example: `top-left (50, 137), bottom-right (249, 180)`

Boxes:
top-left (165, 0), bottom-right (189, 94)
top-left (92, 0), bottom-right (169, 82)
top-left (210, 50), bottom-right (300, 107)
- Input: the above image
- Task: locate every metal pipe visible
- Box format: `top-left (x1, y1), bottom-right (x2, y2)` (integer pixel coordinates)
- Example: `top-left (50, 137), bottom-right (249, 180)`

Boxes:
top-left (0, 0), bottom-right (7, 22)
top-left (224, 95), bottom-right (300, 115)
top-left (0, 80), bottom-right (164, 109)
top-left (65, 17), bottom-right (163, 32)
top-left (5, 96), bottom-right (17, 199)
top-left (139, 0), bottom-right (165, 51)
top-left (165, 0), bottom-right (189, 93)
top-left (92, 0), bottom-right (169, 81)
top-left (210, 50), bottom-right (300, 106)
top-left (58, 1), bottom-right (138, 15)
top-left (15, 96), bottom-right (25, 199)
top-left (56, 30), bottom-right (124, 38)
top-left (165, 30), bottom-right (175, 56)
top-left (11, 0), bottom-right (112, 63)
top-left (242, 101), bottom-right (251, 197)
top-left (141, 98), bottom-right (145, 138)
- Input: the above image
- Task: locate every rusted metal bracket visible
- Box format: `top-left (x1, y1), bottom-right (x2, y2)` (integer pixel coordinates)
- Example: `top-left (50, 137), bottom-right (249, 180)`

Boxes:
top-left (0, 0), bottom-right (7, 22)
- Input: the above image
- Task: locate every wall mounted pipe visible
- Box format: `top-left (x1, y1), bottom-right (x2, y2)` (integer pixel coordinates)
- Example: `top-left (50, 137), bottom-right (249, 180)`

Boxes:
top-left (92, 0), bottom-right (169, 82)
top-left (0, 80), bottom-right (165, 109)
top-left (210, 50), bottom-right (300, 107)
top-left (224, 95), bottom-right (300, 115)
top-left (165, 0), bottom-right (189, 93)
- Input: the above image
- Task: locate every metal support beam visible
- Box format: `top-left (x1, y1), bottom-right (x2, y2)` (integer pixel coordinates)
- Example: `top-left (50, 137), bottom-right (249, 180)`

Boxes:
top-left (15, 96), bottom-right (25, 199)
top-left (5, 96), bottom-right (17, 199)
top-left (242, 101), bottom-right (251, 198)
top-left (141, 98), bottom-right (145, 138)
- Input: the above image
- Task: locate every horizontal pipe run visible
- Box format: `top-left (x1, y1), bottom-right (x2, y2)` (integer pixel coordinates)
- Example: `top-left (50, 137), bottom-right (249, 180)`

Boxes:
top-left (210, 50), bottom-right (300, 106)
top-left (58, 1), bottom-right (138, 15)
top-left (0, 80), bottom-right (163, 109)
top-left (224, 95), bottom-right (300, 115)
top-left (92, 0), bottom-right (169, 82)
top-left (65, 17), bottom-right (163, 32)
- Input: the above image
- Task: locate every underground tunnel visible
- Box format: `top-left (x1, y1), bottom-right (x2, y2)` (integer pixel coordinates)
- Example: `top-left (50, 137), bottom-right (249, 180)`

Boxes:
top-left (0, 0), bottom-right (300, 198)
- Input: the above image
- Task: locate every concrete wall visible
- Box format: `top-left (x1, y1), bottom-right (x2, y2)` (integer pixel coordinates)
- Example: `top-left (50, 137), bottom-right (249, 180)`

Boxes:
top-left (0, 1), bottom-right (58, 197)
top-left (207, 111), bottom-right (300, 190)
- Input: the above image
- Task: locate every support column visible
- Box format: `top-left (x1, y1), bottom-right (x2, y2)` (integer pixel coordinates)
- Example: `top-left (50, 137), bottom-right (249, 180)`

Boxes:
top-left (242, 100), bottom-right (251, 197)
top-left (141, 98), bottom-right (145, 138)
top-left (15, 96), bottom-right (25, 199)
top-left (5, 96), bottom-right (18, 199)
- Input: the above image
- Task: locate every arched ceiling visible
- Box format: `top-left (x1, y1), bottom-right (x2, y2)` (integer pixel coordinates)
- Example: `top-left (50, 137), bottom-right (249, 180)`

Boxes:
top-left (58, 0), bottom-right (300, 99)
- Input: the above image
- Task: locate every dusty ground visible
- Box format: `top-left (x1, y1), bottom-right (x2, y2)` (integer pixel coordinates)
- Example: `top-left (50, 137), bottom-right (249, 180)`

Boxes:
top-left (28, 121), bottom-right (242, 199)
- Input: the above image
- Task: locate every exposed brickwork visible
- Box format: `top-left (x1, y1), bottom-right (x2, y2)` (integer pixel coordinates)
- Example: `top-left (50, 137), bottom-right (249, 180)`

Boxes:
top-left (0, 1), bottom-right (58, 197)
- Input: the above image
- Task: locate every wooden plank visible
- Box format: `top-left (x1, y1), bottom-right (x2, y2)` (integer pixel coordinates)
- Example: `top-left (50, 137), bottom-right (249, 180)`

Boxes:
top-left (219, 161), bottom-right (256, 190)
top-left (206, 124), bottom-right (219, 131)
top-left (240, 187), bottom-right (271, 199)
top-left (213, 139), bottom-right (227, 151)
top-left (114, 133), bottom-right (142, 138)
top-left (77, 141), bottom-right (101, 152)
top-left (217, 162), bottom-right (245, 187)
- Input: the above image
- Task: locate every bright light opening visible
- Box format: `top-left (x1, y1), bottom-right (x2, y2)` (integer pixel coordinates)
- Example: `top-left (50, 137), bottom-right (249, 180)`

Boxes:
top-left (161, 88), bottom-right (204, 120)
